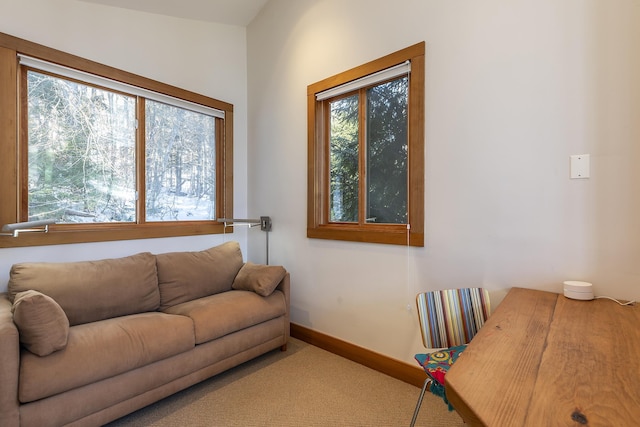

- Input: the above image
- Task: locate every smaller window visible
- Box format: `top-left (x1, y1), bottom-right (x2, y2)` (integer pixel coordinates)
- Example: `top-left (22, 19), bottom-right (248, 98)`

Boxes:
top-left (307, 42), bottom-right (425, 246)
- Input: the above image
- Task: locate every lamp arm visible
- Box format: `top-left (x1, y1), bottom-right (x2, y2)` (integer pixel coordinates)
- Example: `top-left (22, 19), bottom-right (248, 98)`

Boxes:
top-left (217, 216), bottom-right (272, 265)
top-left (1, 219), bottom-right (56, 237)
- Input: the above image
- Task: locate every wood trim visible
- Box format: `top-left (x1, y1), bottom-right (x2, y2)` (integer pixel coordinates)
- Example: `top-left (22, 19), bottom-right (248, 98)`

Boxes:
top-left (137, 98), bottom-right (147, 222)
top-left (307, 226), bottom-right (424, 247)
top-left (290, 323), bottom-right (425, 388)
top-left (222, 111), bottom-right (234, 220)
top-left (307, 42), bottom-right (425, 96)
top-left (0, 46), bottom-right (17, 227)
top-left (408, 48), bottom-right (425, 239)
top-left (0, 223), bottom-right (228, 248)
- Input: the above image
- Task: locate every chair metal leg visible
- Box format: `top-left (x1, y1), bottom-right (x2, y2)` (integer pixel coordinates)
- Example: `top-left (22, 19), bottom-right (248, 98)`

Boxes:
top-left (410, 377), bottom-right (432, 427)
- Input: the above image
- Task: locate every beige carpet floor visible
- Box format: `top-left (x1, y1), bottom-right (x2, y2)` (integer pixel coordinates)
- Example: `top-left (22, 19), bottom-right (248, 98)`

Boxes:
top-left (105, 338), bottom-right (464, 427)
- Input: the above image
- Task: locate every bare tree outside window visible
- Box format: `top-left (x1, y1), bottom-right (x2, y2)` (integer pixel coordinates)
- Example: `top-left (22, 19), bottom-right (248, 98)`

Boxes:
top-left (145, 100), bottom-right (216, 221)
top-left (26, 72), bottom-right (218, 225)
top-left (27, 71), bottom-right (136, 223)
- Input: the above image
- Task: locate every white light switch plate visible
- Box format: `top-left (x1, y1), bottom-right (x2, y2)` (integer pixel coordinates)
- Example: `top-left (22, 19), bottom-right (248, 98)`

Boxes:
top-left (570, 154), bottom-right (590, 179)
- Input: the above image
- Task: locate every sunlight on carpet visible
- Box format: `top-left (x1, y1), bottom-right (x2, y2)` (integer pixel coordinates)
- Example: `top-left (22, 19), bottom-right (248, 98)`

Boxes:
top-left (106, 339), bottom-right (464, 427)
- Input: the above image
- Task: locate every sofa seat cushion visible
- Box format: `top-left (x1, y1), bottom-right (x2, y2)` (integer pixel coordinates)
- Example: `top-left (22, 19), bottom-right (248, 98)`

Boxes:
top-left (18, 312), bottom-right (195, 403)
top-left (163, 290), bottom-right (286, 345)
top-left (8, 252), bottom-right (160, 326)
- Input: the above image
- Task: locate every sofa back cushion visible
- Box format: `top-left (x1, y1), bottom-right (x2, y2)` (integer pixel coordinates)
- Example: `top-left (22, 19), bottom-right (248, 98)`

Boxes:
top-left (156, 241), bottom-right (244, 310)
top-left (8, 252), bottom-right (160, 326)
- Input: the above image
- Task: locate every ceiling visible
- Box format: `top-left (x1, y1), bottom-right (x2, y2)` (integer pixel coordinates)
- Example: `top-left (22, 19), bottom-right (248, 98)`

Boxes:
top-left (78, 0), bottom-right (270, 26)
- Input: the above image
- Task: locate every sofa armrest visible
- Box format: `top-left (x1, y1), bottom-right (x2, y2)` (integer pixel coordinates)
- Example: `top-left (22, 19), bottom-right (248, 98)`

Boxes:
top-left (275, 272), bottom-right (290, 347)
top-left (275, 272), bottom-right (290, 307)
top-left (0, 293), bottom-right (20, 426)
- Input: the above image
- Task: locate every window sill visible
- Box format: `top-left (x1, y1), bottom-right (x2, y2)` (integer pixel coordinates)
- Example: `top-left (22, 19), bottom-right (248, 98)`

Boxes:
top-left (0, 223), bottom-right (227, 248)
top-left (307, 225), bottom-right (423, 247)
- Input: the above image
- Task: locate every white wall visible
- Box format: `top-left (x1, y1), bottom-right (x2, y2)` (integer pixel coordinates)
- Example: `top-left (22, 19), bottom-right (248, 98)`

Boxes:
top-left (0, 0), bottom-right (252, 290)
top-left (247, 0), bottom-right (640, 363)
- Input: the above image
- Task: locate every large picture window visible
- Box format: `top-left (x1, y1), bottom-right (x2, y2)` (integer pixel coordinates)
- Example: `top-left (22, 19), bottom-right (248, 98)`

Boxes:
top-left (0, 32), bottom-right (233, 248)
top-left (307, 42), bottom-right (425, 246)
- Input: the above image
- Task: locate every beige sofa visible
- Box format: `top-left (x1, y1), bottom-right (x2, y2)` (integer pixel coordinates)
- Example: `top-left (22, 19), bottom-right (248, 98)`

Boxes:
top-left (0, 241), bottom-right (290, 427)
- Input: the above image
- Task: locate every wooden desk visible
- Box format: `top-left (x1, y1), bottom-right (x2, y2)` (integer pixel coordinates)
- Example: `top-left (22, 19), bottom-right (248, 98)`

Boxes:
top-left (445, 287), bottom-right (640, 426)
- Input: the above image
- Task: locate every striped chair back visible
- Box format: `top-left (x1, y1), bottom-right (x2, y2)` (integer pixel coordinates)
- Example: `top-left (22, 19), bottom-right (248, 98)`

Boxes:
top-left (416, 288), bottom-right (491, 349)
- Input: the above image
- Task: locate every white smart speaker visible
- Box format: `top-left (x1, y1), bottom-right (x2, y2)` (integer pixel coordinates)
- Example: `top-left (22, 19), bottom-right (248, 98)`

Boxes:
top-left (563, 281), bottom-right (594, 300)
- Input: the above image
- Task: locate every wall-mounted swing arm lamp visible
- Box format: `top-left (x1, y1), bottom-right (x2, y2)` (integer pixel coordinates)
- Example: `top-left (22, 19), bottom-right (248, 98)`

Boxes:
top-left (217, 217), bottom-right (272, 264)
top-left (1, 219), bottom-right (56, 237)
top-left (217, 217), bottom-right (271, 232)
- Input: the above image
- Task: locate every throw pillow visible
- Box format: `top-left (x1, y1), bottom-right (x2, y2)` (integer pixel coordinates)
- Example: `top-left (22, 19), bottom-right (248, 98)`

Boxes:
top-left (232, 262), bottom-right (286, 297)
top-left (12, 290), bottom-right (70, 356)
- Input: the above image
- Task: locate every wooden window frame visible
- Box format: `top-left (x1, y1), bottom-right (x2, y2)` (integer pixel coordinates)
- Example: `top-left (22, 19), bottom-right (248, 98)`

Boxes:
top-left (307, 42), bottom-right (425, 247)
top-left (0, 32), bottom-right (233, 248)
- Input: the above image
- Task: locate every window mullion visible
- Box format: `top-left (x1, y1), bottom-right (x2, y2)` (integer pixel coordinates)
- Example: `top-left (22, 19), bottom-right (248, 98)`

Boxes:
top-left (323, 101), bottom-right (331, 224)
top-left (358, 88), bottom-right (367, 226)
top-left (18, 65), bottom-right (29, 222)
top-left (137, 97), bottom-right (146, 224)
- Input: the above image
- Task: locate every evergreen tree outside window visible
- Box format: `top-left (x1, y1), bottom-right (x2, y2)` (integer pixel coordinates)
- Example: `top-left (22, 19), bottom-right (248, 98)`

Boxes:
top-left (329, 94), bottom-right (359, 223)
